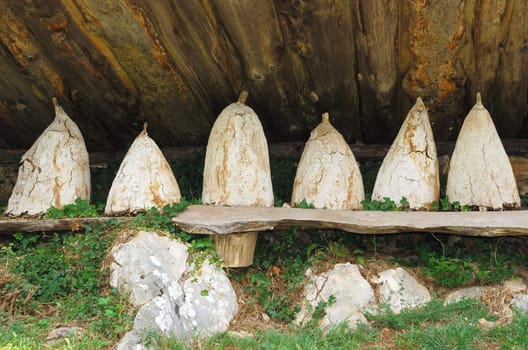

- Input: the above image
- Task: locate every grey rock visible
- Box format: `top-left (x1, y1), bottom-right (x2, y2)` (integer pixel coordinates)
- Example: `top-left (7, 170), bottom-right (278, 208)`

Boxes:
top-left (376, 267), bottom-right (431, 313)
top-left (115, 330), bottom-right (148, 350)
top-left (512, 294), bottom-right (528, 313)
top-left (133, 293), bottom-right (185, 337)
top-left (295, 263), bottom-right (375, 331)
top-left (444, 286), bottom-right (489, 305)
top-left (180, 261), bottom-right (238, 336)
top-left (111, 230), bottom-right (238, 346)
top-left (45, 326), bottom-right (82, 347)
top-left (503, 279), bottom-right (527, 294)
top-left (110, 231), bottom-right (188, 307)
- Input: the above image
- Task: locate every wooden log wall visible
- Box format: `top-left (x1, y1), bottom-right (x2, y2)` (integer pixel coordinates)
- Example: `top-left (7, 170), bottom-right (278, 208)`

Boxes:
top-left (0, 1), bottom-right (527, 152)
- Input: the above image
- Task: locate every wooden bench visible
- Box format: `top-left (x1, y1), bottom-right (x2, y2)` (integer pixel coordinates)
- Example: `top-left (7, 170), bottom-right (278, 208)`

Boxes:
top-left (1, 206), bottom-right (527, 237)
top-left (172, 205), bottom-right (528, 237)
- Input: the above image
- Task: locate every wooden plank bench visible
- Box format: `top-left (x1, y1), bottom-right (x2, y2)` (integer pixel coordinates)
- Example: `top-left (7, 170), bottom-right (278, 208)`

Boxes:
top-left (1, 206), bottom-right (527, 238)
top-left (172, 205), bottom-right (528, 237)
top-left (0, 217), bottom-right (132, 234)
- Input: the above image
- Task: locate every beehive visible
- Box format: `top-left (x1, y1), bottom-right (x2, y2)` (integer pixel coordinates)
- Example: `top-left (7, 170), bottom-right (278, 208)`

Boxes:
top-left (446, 93), bottom-right (520, 209)
top-left (6, 98), bottom-right (90, 216)
top-left (372, 97), bottom-right (439, 209)
top-left (202, 91), bottom-right (273, 267)
top-left (105, 124), bottom-right (181, 215)
top-left (291, 113), bottom-right (364, 209)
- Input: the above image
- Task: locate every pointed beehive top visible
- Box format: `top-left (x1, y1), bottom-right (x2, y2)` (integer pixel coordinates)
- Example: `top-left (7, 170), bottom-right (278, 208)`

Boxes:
top-left (413, 97), bottom-right (426, 112)
top-left (237, 90), bottom-right (249, 104)
top-left (472, 92), bottom-right (486, 111)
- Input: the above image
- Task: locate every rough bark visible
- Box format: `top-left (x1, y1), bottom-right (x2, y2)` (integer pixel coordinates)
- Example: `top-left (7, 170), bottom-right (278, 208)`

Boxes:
top-left (0, 1), bottom-right (527, 151)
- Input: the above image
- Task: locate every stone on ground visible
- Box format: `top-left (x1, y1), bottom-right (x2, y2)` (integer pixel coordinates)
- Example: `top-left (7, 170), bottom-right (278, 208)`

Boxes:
top-left (375, 267), bottom-right (431, 313)
top-left (512, 294), bottom-right (528, 313)
top-left (110, 230), bottom-right (238, 345)
top-left (45, 326), bottom-right (83, 347)
top-left (295, 263), bottom-right (376, 331)
top-left (444, 286), bottom-right (490, 305)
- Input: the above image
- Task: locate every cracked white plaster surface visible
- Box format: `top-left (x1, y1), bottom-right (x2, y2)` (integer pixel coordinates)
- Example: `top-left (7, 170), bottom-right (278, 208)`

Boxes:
top-left (105, 124), bottom-right (181, 215)
top-left (372, 97), bottom-right (439, 209)
top-left (6, 98), bottom-right (90, 216)
top-left (446, 93), bottom-right (520, 209)
top-left (202, 101), bottom-right (273, 207)
top-left (291, 113), bottom-right (364, 209)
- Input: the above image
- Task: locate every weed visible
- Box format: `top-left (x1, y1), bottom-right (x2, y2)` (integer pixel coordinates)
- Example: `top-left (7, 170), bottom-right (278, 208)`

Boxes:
top-left (129, 198), bottom-right (190, 234)
top-left (422, 255), bottom-right (475, 287)
top-left (418, 237), bottom-right (518, 287)
top-left (294, 198), bottom-right (316, 209)
top-left (44, 198), bottom-right (99, 218)
top-left (369, 298), bottom-right (489, 330)
top-left (397, 317), bottom-right (481, 349)
top-left (362, 197), bottom-right (398, 211)
top-left (309, 295), bottom-right (336, 325)
top-left (486, 310), bottom-right (528, 347)
top-left (352, 248), bottom-right (366, 266)
top-left (1, 221), bottom-right (133, 346)
top-left (430, 196), bottom-right (471, 211)
top-left (236, 252), bottom-right (306, 322)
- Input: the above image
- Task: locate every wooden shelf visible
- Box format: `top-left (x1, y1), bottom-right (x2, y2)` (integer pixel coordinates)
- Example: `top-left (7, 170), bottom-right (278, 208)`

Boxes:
top-left (2, 206), bottom-right (527, 237)
top-left (172, 205), bottom-right (528, 237)
top-left (0, 217), bottom-right (132, 234)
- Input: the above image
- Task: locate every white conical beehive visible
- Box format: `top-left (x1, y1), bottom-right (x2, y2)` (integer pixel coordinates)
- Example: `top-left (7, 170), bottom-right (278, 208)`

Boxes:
top-left (202, 91), bottom-right (273, 267)
top-left (105, 123), bottom-right (181, 215)
top-left (6, 98), bottom-right (90, 216)
top-left (446, 93), bottom-right (520, 209)
top-left (291, 113), bottom-right (364, 209)
top-left (372, 97), bottom-right (439, 209)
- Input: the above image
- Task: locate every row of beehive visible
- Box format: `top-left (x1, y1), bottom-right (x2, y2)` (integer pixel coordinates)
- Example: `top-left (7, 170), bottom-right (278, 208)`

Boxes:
top-left (4, 92), bottom-right (520, 218)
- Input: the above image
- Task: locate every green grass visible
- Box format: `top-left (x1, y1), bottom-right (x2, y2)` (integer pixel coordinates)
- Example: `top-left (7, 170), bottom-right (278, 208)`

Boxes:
top-left (143, 322), bottom-right (379, 350)
top-left (0, 222), bottom-right (134, 348)
top-left (138, 301), bottom-right (528, 349)
top-left (2, 156), bottom-right (528, 349)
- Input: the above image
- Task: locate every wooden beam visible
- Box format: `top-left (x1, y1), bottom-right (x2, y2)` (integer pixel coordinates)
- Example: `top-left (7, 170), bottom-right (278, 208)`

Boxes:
top-left (2, 139), bottom-right (528, 166)
top-left (172, 205), bottom-right (528, 237)
top-left (0, 217), bottom-right (132, 234)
